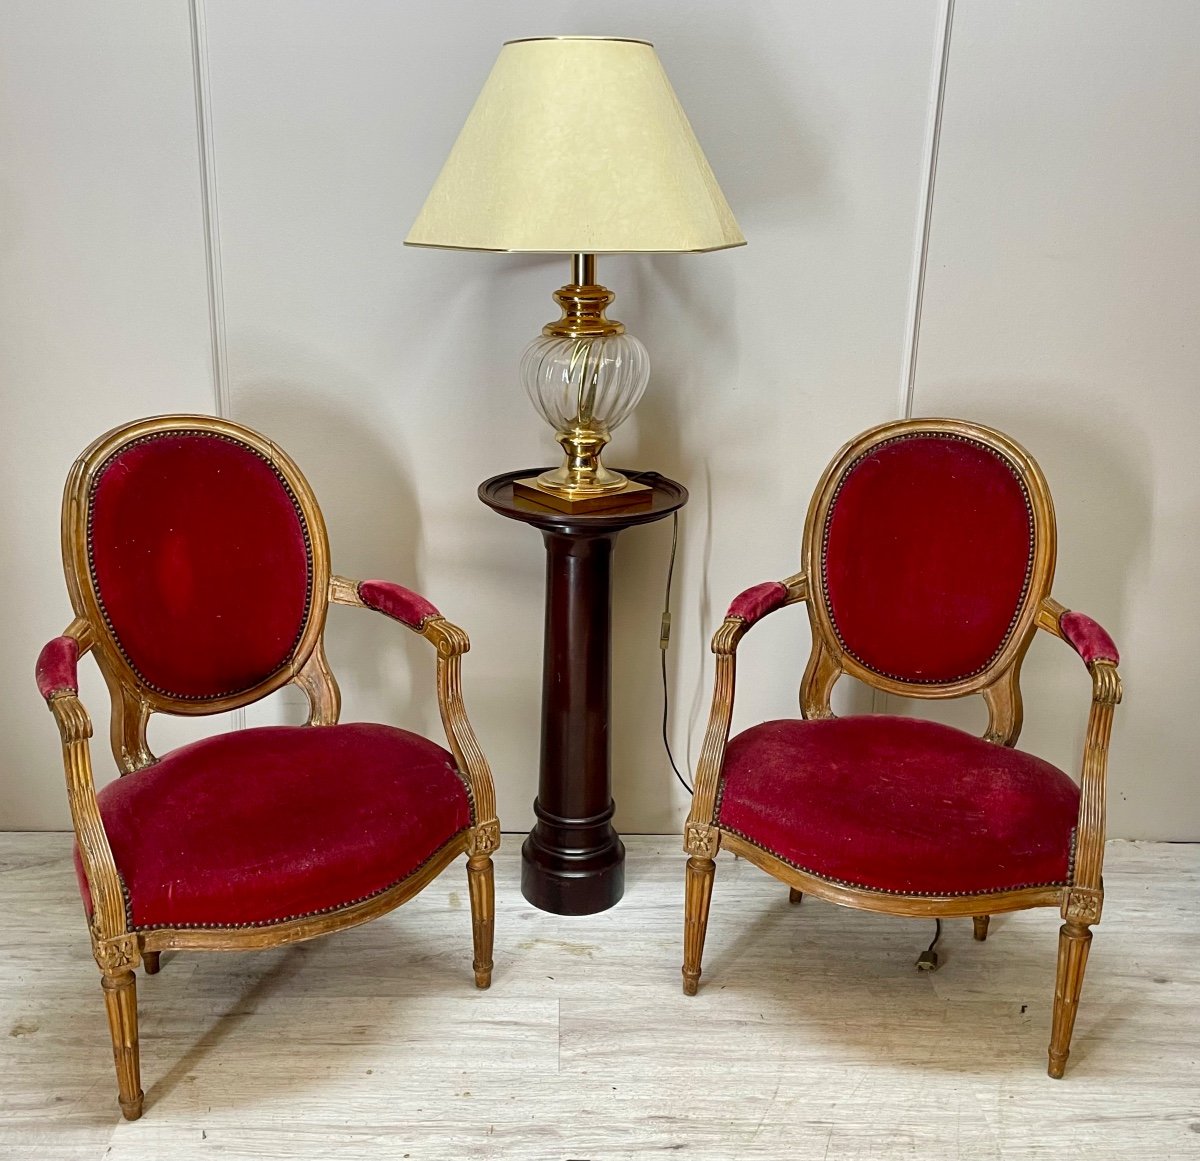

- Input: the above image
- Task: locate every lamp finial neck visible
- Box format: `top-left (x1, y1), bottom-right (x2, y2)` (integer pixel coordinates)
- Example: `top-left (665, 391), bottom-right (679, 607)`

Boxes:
top-left (544, 255), bottom-right (624, 338)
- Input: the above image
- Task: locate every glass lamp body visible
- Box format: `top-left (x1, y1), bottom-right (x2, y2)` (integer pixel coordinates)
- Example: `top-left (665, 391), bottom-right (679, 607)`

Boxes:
top-left (520, 330), bottom-right (650, 494)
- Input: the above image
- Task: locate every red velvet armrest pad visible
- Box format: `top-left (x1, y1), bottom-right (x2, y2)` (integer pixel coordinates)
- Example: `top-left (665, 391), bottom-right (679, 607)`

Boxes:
top-left (1060, 610), bottom-right (1119, 666)
top-left (358, 579), bottom-right (440, 630)
top-left (36, 636), bottom-right (79, 699)
top-left (727, 581), bottom-right (789, 626)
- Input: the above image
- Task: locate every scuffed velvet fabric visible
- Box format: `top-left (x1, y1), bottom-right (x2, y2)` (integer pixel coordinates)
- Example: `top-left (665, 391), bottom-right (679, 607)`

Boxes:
top-left (717, 716), bottom-right (1079, 895)
top-left (727, 581), bottom-right (788, 625)
top-left (36, 636), bottom-right (79, 699)
top-left (824, 436), bottom-right (1033, 683)
top-left (88, 433), bottom-right (312, 699)
top-left (74, 723), bottom-right (471, 928)
top-left (358, 579), bottom-right (440, 629)
top-left (1060, 611), bottom-right (1119, 666)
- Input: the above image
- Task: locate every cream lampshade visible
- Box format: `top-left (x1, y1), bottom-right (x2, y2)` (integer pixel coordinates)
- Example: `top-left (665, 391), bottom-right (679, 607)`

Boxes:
top-left (407, 36), bottom-right (744, 511)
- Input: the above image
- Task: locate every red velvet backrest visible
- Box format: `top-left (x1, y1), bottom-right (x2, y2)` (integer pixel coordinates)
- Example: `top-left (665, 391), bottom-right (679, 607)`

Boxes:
top-left (809, 424), bottom-right (1054, 689)
top-left (74, 423), bottom-right (326, 705)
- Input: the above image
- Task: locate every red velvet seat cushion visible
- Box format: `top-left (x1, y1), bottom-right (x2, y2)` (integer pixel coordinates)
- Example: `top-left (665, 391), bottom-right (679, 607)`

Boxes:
top-left (717, 716), bottom-right (1079, 896)
top-left (76, 723), bottom-right (471, 929)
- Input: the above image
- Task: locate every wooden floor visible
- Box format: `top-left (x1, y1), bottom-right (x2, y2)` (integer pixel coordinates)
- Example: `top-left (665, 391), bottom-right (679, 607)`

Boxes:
top-left (1, 834), bottom-right (1198, 1160)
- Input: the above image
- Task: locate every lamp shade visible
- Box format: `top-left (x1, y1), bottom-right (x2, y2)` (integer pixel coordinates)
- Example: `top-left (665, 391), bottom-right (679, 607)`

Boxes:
top-left (406, 37), bottom-right (745, 254)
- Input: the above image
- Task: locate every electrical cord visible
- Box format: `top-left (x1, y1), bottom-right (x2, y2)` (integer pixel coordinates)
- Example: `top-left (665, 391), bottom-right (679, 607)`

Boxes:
top-left (659, 510), bottom-right (693, 795)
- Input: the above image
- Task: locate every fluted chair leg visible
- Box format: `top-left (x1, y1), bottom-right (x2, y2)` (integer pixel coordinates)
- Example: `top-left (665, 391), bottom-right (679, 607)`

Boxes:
top-left (789, 887), bottom-right (804, 905)
top-left (467, 853), bottom-right (494, 989)
top-left (101, 970), bottom-right (143, 1120)
top-left (1048, 921), bottom-right (1093, 1078)
top-left (141, 951), bottom-right (161, 974)
top-left (972, 915), bottom-right (990, 941)
top-left (682, 855), bottom-right (716, 996)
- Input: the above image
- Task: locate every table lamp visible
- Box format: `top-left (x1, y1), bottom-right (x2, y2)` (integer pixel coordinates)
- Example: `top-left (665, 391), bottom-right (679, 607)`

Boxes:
top-left (406, 36), bottom-right (744, 512)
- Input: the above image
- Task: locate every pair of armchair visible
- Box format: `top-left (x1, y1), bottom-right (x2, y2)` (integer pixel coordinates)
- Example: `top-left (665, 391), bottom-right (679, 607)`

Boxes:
top-left (37, 415), bottom-right (1118, 1120)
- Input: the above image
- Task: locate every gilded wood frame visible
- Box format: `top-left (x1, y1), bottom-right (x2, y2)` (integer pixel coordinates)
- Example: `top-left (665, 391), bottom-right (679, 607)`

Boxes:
top-left (44, 415), bottom-right (500, 1119)
top-left (682, 418), bottom-right (1122, 1080)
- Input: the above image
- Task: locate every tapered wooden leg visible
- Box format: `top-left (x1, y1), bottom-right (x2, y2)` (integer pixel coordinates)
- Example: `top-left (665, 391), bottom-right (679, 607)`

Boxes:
top-left (101, 970), bottom-right (143, 1120)
top-left (1048, 921), bottom-right (1092, 1078)
top-left (973, 915), bottom-right (990, 941)
top-left (467, 854), bottom-right (495, 989)
top-left (141, 951), bottom-right (161, 975)
top-left (789, 887), bottom-right (804, 905)
top-left (682, 855), bottom-right (716, 996)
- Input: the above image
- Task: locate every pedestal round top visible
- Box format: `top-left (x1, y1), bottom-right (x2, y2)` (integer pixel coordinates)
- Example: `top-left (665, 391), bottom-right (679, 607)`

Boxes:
top-left (478, 469), bottom-right (688, 533)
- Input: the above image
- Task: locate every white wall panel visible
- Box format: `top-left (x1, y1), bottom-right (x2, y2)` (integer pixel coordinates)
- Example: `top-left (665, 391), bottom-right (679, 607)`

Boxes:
top-left (906, 0), bottom-right (1200, 837)
top-left (0, 2), bottom-right (227, 827)
top-left (201, 0), bottom-right (941, 833)
top-left (9, 1), bottom-right (1191, 841)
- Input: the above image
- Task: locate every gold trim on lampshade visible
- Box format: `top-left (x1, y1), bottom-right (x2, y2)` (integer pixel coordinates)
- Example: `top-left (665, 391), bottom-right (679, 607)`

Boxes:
top-left (405, 37), bottom-right (745, 254)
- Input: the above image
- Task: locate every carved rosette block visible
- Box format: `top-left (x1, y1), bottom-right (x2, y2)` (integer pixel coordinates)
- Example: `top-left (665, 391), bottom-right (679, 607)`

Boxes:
top-left (469, 820), bottom-right (501, 857)
top-left (1063, 887), bottom-right (1103, 925)
top-left (92, 933), bottom-right (139, 974)
top-left (683, 823), bottom-right (721, 860)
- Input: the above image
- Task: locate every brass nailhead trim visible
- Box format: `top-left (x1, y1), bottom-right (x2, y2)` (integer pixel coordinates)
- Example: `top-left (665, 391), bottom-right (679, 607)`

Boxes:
top-left (123, 827), bottom-right (471, 932)
top-left (106, 750), bottom-right (476, 931)
top-left (820, 431), bottom-right (1037, 686)
top-left (86, 430), bottom-right (315, 701)
top-left (712, 773), bottom-right (1077, 898)
top-left (718, 820), bottom-right (1076, 898)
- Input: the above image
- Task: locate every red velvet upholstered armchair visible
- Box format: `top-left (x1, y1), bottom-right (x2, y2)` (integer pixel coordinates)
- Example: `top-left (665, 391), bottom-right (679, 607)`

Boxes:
top-left (681, 418), bottom-right (1122, 1079)
top-left (36, 416), bottom-right (500, 1119)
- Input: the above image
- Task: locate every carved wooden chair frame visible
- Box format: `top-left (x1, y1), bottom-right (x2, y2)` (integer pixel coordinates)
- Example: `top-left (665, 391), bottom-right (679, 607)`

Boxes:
top-left (39, 415), bottom-right (500, 1119)
top-left (681, 417), bottom-right (1122, 1078)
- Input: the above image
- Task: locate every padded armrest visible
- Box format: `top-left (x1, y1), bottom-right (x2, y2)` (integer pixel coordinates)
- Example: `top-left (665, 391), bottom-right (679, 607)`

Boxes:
top-left (36, 636), bottom-right (79, 700)
top-left (726, 581), bottom-right (789, 626)
top-left (1060, 611), bottom-right (1119, 667)
top-left (357, 579), bottom-right (441, 630)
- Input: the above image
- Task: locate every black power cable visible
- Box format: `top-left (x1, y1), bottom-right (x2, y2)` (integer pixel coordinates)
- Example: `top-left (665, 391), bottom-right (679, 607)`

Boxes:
top-left (659, 511), bottom-right (693, 795)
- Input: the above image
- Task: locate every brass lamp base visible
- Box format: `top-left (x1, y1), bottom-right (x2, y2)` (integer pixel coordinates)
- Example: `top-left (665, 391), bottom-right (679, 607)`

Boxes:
top-left (513, 475), bottom-right (652, 514)
top-left (518, 255), bottom-right (654, 514)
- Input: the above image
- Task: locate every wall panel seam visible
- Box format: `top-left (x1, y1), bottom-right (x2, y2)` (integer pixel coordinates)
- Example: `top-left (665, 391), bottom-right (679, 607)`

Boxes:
top-left (188, 0), bottom-right (243, 734)
top-left (188, 0), bottom-right (231, 420)
top-left (898, 0), bottom-right (954, 422)
top-left (878, 0), bottom-right (954, 720)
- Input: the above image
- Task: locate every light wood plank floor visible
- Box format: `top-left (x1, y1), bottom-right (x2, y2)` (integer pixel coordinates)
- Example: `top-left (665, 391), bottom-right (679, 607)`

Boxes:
top-left (1, 834), bottom-right (1197, 1160)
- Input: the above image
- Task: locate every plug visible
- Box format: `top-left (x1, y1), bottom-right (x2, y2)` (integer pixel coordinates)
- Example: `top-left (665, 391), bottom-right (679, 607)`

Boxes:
top-left (916, 918), bottom-right (942, 971)
top-left (659, 611), bottom-right (672, 649)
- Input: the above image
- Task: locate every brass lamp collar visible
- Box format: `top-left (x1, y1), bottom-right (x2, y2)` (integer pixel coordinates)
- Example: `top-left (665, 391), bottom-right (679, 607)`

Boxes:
top-left (543, 283), bottom-right (625, 339)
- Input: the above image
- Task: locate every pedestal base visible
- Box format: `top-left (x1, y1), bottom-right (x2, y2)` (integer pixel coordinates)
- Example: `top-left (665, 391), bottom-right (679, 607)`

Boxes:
top-left (521, 796), bottom-right (626, 915)
top-left (479, 469), bottom-right (687, 916)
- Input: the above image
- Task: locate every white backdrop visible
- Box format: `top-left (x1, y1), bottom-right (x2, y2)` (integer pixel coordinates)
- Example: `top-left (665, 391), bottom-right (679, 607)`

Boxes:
top-left (2, 0), bottom-right (1196, 839)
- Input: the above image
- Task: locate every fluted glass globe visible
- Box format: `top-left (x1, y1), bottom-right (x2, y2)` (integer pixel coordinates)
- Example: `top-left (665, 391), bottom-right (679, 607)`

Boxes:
top-left (521, 332), bottom-right (650, 438)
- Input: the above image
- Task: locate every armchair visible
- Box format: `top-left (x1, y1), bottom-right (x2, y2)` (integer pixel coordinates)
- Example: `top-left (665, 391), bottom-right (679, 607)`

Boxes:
top-left (682, 418), bottom-right (1121, 1079)
top-left (36, 415), bottom-right (500, 1119)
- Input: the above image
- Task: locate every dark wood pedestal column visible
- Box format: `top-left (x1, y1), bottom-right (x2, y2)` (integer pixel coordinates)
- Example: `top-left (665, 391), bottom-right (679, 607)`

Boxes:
top-left (479, 469), bottom-right (687, 915)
